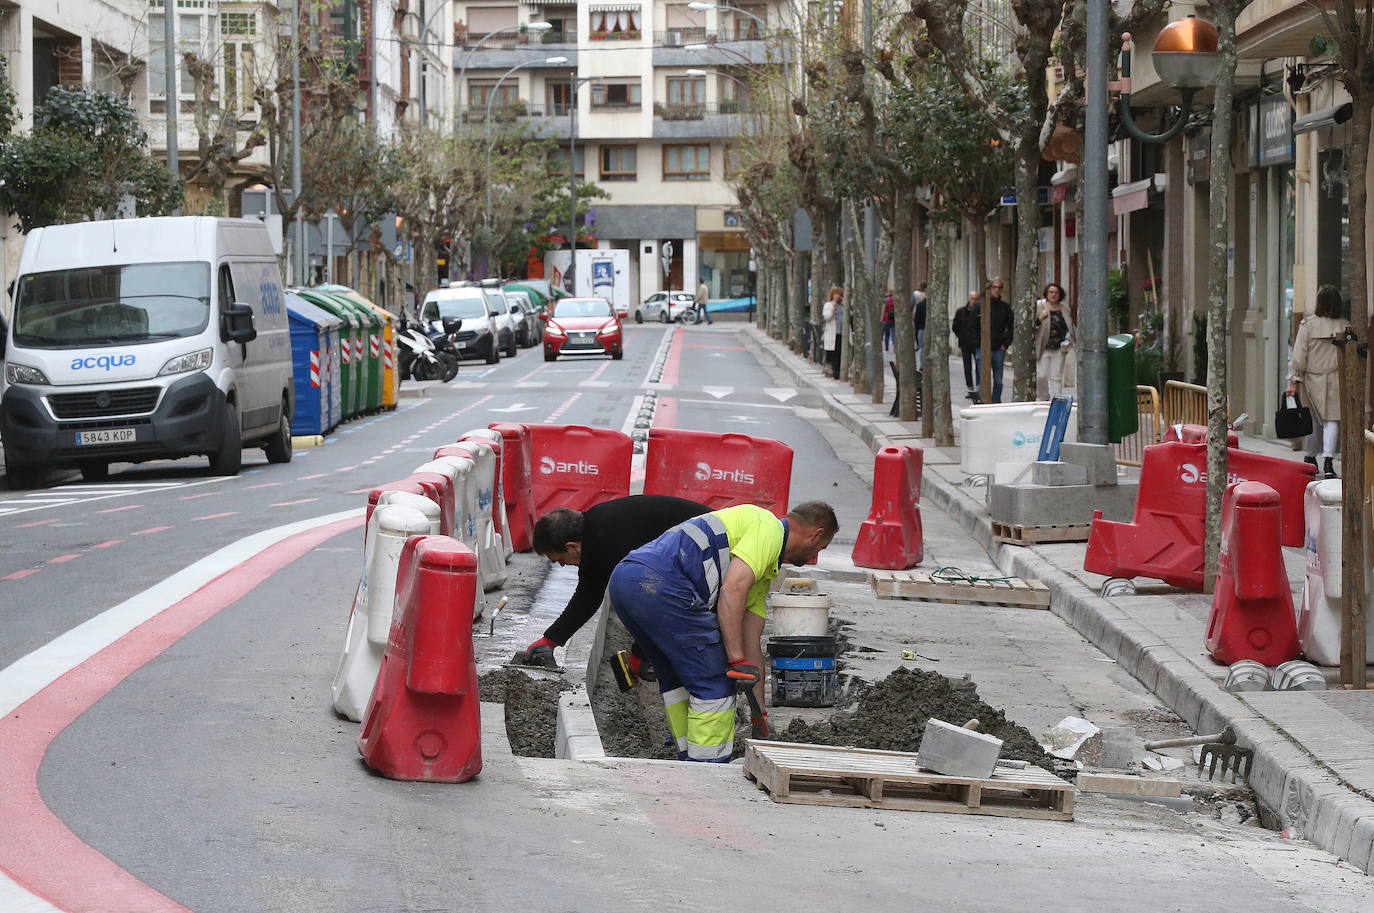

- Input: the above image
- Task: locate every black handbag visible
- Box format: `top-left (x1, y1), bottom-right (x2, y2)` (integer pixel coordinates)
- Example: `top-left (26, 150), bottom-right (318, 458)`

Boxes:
top-left (1274, 391), bottom-right (1313, 439)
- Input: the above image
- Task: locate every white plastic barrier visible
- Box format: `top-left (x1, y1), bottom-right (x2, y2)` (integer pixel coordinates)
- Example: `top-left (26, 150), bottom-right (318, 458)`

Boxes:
top-left (377, 490), bottom-right (441, 535)
top-left (958, 401), bottom-right (1079, 478)
top-left (1297, 479), bottom-right (1374, 666)
top-left (416, 456), bottom-right (489, 619)
top-left (461, 428), bottom-right (514, 560)
top-left (331, 503), bottom-right (432, 721)
top-left (449, 439), bottom-right (509, 592)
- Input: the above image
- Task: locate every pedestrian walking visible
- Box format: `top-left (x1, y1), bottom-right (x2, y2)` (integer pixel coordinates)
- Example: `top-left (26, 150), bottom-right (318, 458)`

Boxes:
top-left (1285, 284), bottom-right (1348, 479)
top-left (516, 495), bottom-right (711, 669)
top-left (985, 279), bottom-right (1014, 403)
top-left (695, 278), bottom-right (714, 325)
top-left (607, 502), bottom-right (838, 761)
top-left (912, 283), bottom-right (928, 371)
top-left (952, 291), bottom-right (981, 399)
top-left (881, 289), bottom-right (896, 351)
top-left (822, 286), bottom-right (843, 379)
top-left (1034, 283), bottom-right (1077, 399)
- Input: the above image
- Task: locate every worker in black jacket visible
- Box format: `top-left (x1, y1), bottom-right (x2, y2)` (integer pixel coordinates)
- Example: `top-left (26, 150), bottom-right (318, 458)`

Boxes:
top-left (516, 494), bottom-right (710, 669)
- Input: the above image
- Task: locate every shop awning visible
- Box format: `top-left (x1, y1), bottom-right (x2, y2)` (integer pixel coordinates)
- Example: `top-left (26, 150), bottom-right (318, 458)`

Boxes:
top-left (1111, 178), bottom-right (1151, 216)
top-left (1294, 102), bottom-right (1352, 135)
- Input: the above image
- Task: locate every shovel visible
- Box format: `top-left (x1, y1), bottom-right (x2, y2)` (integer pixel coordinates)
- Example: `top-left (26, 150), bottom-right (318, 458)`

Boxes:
top-left (1143, 726), bottom-right (1253, 783)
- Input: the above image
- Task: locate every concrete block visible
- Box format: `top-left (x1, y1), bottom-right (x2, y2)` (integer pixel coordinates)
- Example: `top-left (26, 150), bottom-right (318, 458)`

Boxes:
top-left (1099, 727), bottom-right (1137, 769)
top-left (1059, 442), bottom-right (1119, 486)
top-left (555, 690), bottom-right (606, 761)
top-left (1343, 814), bottom-right (1374, 875)
top-left (1313, 794), bottom-right (1370, 855)
top-left (988, 480), bottom-right (1138, 527)
top-left (916, 718), bottom-right (1003, 778)
top-left (1031, 460), bottom-right (1089, 486)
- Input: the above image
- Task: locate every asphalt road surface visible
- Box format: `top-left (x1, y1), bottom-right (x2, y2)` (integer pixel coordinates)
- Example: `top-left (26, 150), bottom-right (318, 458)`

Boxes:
top-left (4, 324), bottom-right (1372, 913)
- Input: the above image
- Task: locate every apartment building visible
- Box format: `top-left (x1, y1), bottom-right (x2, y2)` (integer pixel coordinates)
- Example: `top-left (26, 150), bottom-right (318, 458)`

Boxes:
top-left (454, 0), bottom-right (792, 301)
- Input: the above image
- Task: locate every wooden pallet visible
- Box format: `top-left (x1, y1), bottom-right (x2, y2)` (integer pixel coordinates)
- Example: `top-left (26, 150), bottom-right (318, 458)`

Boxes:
top-left (869, 570), bottom-right (1050, 609)
top-left (992, 521), bottom-right (1092, 546)
top-left (742, 741), bottom-right (1075, 821)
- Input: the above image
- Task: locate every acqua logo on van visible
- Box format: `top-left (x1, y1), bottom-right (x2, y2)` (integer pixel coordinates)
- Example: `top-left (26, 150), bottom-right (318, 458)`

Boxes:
top-left (70, 354), bottom-right (136, 371)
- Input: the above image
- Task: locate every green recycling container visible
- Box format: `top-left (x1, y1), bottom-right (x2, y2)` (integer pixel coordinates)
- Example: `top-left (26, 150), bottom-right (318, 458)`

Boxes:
top-left (1107, 333), bottom-right (1140, 444)
top-left (323, 291), bottom-right (381, 414)
top-left (298, 289), bottom-right (361, 419)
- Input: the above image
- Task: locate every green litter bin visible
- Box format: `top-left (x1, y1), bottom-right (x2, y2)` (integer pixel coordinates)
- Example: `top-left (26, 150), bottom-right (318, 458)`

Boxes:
top-left (298, 289), bottom-right (361, 419)
top-left (322, 291), bottom-right (381, 414)
top-left (1107, 333), bottom-right (1139, 443)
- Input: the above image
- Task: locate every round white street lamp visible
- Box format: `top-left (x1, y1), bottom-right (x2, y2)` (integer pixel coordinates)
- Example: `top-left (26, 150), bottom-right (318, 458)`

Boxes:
top-left (1119, 15), bottom-right (1221, 144)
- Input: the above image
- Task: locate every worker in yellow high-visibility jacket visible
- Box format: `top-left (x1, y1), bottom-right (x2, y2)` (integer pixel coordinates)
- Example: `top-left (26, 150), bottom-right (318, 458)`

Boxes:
top-left (607, 501), bottom-right (838, 761)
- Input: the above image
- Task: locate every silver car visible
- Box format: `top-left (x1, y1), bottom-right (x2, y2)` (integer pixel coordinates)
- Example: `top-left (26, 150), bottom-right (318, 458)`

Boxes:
top-left (637, 290), bottom-right (696, 324)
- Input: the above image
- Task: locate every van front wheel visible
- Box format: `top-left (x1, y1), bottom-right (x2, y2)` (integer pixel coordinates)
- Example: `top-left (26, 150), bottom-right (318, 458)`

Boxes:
top-left (210, 402), bottom-right (242, 476)
top-left (4, 455), bottom-right (42, 490)
top-left (265, 407), bottom-right (292, 464)
top-left (79, 461), bottom-right (110, 482)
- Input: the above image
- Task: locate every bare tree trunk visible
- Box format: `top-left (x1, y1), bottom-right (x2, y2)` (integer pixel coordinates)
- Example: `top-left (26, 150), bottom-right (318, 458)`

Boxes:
top-left (974, 215), bottom-right (992, 403)
top-left (840, 199), bottom-right (858, 387)
top-left (892, 188), bottom-right (918, 420)
top-left (809, 247), bottom-right (825, 361)
top-left (773, 262), bottom-right (788, 341)
top-left (929, 219), bottom-right (955, 447)
top-left (1203, 4), bottom-right (1240, 592)
top-left (1012, 142), bottom-right (1041, 401)
top-left (790, 252), bottom-right (807, 353)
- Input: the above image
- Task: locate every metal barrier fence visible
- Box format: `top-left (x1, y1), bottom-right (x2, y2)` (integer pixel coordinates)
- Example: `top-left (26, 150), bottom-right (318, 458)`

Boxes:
top-left (1113, 385), bottom-right (1163, 466)
top-left (1162, 379), bottom-right (1208, 428)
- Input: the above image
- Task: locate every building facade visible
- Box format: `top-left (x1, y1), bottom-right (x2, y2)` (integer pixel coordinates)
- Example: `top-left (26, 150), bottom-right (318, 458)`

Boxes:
top-left (453, 0), bottom-right (791, 301)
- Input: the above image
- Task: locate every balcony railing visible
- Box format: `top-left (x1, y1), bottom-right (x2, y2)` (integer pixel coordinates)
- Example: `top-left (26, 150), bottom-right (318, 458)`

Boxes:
top-left (454, 30), bottom-right (571, 49)
top-left (588, 29), bottom-right (641, 41)
top-left (654, 101), bottom-right (753, 120)
top-left (458, 103), bottom-right (577, 121)
top-left (654, 28), bottom-right (708, 46)
top-left (655, 27), bottom-right (786, 45)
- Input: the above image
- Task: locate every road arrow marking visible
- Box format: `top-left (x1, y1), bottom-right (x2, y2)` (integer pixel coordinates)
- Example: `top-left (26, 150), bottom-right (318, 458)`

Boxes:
top-left (702, 386), bottom-right (733, 399)
top-left (764, 387), bottom-right (797, 402)
top-left (489, 403), bottom-right (538, 413)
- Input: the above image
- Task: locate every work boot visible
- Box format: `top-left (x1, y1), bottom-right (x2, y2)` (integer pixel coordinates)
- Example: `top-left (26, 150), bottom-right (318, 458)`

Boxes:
top-left (1304, 455), bottom-right (1318, 470)
top-left (1323, 457), bottom-right (1338, 480)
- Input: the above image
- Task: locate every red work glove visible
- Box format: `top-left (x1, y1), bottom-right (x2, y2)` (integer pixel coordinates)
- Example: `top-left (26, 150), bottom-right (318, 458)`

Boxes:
top-left (520, 637), bottom-right (558, 668)
top-left (726, 657), bottom-right (760, 693)
top-left (751, 708), bottom-right (771, 738)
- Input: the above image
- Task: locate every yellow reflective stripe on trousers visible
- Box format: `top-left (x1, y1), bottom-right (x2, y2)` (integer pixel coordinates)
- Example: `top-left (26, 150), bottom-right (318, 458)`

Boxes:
top-left (661, 686), bottom-right (689, 752)
top-left (686, 694), bottom-right (735, 761)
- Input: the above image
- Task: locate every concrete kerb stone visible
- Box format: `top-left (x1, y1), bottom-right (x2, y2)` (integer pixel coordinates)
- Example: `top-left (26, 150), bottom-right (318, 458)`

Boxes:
top-left (742, 324), bottom-right (1374, 874)
top-left (555, 688), bottom-right (606, 761)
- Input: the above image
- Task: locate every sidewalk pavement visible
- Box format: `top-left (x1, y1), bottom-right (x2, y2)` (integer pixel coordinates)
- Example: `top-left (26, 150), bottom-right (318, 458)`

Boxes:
top-left (741, 325), bottom-right (1374, 876)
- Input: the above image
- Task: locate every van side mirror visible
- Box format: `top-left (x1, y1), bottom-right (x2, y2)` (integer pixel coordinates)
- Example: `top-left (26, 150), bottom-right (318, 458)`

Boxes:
top-left (221, 302), bottom-right (257, 345)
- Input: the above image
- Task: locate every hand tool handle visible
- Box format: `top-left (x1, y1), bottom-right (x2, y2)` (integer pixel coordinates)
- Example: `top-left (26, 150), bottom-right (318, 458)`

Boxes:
top-left (1143, 727), bottom-right (1233, 751)
top-left (743, 687), bottom-right (766, 738)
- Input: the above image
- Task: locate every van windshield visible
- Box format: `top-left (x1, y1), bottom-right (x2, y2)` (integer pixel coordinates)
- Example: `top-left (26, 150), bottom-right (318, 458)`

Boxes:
top-left (13, 262), bottom-right (211, 348)
top-left (422, 296), bottom-right (488, 321)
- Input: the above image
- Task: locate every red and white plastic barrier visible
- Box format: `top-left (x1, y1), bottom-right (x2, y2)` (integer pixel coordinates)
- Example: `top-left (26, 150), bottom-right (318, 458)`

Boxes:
top-left (852, 445), bottom-right (924, 570)
top-left (643, 428), bottom-right (794, 516)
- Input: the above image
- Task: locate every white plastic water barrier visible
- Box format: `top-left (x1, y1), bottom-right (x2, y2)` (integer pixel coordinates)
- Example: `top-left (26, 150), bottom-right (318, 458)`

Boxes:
top-left (1297, 478), bottom-right (1374, 666)
top-left (958, 401), bottom-right (1079, 477)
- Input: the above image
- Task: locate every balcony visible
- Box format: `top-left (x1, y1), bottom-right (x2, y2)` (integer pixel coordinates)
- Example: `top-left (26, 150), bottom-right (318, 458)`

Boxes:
top-left (655, 28), bottom-right (709, 47)
top-left (456, 104), bottom-right (571, 138)
top-left (453, 45), bottom-right (579, 69)
top-left (652, 103), bottom-right (753, 139)
top-left (653, 36), bottom-right (793, 68)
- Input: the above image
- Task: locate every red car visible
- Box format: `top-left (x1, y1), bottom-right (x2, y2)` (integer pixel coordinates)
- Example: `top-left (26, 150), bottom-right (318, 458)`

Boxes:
top-left (542, 296), bottom-right (623, 361)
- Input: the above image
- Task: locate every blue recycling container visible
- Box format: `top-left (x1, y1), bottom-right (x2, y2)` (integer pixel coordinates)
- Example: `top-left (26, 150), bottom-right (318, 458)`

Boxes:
top-left (287, 292), bottom-right (343, 435)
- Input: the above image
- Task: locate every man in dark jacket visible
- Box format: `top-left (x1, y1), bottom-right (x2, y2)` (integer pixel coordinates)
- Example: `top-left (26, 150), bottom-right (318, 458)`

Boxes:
top-left (951, 291), bottom-right (982, 399)
top-left (517, 495), bottom-right (710, 669)
top-left (986, 279), bottom-right (1014, 403)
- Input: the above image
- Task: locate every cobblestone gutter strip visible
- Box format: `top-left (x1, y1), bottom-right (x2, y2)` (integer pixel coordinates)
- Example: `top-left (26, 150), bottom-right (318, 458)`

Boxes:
top-left (741, 326), bottom-right (1374, 875)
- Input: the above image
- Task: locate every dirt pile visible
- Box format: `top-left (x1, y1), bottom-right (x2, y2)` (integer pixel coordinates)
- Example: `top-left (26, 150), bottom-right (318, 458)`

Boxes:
top-left (477, 668), bottom-right (573, 758)
top-left (776, 666), bottom-right (1051, 767)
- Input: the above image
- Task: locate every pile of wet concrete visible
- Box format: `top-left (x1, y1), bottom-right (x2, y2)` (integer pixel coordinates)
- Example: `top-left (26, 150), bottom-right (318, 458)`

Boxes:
top-left (776, 666), bottom-right (1052, 768)
top-left (478, 668), bottom-right (573, 758)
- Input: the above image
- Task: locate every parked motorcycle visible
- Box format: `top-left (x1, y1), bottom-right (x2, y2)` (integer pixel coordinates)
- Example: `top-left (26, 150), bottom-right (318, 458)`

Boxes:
top-left (398, 314), bottom-right (458, 382)
top-left (425, 319), bottom-right (462, 382)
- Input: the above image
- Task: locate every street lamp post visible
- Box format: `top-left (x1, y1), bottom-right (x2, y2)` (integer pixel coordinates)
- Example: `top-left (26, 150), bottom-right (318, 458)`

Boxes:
top-left (564, 73), bottom-right (601, 294)
top-left (456, 22), bottom-right (554, 129)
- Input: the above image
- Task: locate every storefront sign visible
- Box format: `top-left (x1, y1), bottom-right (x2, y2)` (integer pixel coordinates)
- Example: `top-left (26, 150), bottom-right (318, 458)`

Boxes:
top-left (1256, 94), bottom-right (1294, 167)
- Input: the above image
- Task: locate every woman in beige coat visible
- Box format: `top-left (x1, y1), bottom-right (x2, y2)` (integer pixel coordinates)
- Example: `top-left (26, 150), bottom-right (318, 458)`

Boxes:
top-left (1285, 284), bottom-right (1348, 479)
top-left (1034, 283), bottom-right (1077, 398)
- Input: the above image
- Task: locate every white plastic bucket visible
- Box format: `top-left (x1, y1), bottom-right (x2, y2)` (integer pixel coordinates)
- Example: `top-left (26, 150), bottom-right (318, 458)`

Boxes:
top-left (769, 579), bottom-right (831, 637)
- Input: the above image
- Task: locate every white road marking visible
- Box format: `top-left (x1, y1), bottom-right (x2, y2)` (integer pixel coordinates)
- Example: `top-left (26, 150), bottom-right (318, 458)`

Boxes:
top-left (764, 387), bottom-right (798, 402)
top-left (0, 477), bottom-right (226, 519)
top-left (701, 386), bottom-right (733, 399)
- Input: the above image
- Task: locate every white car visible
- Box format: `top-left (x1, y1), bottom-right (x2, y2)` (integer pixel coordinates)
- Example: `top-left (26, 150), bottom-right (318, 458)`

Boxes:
top-left (636, 290), bottom-right (697, 324)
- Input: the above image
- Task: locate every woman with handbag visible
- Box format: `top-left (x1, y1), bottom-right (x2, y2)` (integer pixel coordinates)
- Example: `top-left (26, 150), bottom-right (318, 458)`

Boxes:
top-left (1034, 283), bottom-right (1076, 398)
top-left (1285, 284), bottom-right (1347, 479)
top-left (822, 286), bottom-right (843, 379)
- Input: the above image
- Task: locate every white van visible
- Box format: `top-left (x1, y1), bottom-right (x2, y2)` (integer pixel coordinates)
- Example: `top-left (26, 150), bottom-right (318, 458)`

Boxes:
top-left (421, 285), bottom-right (515, 363)
top-left (0, 217), bottom-right (294, 488)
